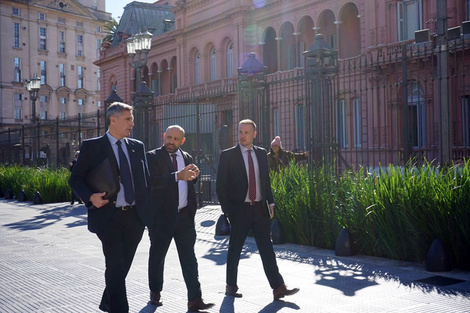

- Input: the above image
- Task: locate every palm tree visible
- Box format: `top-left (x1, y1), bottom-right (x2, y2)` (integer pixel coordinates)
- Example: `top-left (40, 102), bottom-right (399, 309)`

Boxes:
top-left (102, 18), bottom-right (119, 45)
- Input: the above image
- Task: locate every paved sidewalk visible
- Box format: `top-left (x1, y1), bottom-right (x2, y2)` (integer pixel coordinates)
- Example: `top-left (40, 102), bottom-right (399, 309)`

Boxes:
top-left (1, 199), bottom-right (470, 313)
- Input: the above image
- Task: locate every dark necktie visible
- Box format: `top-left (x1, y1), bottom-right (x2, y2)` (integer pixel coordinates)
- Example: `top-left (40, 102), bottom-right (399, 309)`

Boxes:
top-left (247, 149), bottom-right (256, 203)
top-left (116, 140), bottom-right (134, 204)
top-left (171, 153), bottom-right (178, 171)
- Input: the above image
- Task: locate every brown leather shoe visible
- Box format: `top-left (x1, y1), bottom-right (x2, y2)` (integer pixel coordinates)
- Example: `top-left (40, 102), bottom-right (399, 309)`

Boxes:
top-left (225, 285), bottom-right (243, 298)
top-left (150, 291), bottom-right (163, 306)
top-left (273, 284), bottom-right (299, 300)
top-left (187, 298), bottom-right (215, 312)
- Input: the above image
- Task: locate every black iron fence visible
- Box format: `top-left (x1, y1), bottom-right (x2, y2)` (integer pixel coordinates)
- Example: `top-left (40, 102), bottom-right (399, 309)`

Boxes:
top-left (1, 39), bottom-right (470, 205)
top-left (0, 111), bottom-right (105, 168)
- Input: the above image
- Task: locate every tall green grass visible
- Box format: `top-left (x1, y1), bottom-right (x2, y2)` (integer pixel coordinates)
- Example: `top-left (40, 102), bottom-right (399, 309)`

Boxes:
top-left (0, 165), bottom-right (71, 203)
top-left (271, 160), bottom-right (470, 270)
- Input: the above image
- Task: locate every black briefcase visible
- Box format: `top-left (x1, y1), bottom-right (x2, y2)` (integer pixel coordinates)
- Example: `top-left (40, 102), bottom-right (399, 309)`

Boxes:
top-left (86, 157), bottom-right (120, 200)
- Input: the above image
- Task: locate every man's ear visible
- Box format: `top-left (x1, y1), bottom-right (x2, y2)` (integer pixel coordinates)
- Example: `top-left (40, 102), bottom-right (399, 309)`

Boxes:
top-left (163, 133), bottom-right (167, 140)
top-left (253, 131), bottom-right (257, 139)
top-left (181, 137), bottom-right (186, 145)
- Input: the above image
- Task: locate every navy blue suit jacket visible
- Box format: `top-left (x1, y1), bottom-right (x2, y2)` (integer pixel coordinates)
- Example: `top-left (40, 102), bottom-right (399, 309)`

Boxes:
top-left (216, 144), bottom-right (274, 217)
top-left (146, 146), bottom-right (198, 226)
top-left (69, 134), bottom-right (150, 233)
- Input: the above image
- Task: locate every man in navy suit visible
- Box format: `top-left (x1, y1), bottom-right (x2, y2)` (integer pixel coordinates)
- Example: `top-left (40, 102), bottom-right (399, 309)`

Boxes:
top-left (146, 125), bottom-right (214, 312)
top-left (216, 119), bottom-right (299, 300)
top-left (69, 102), bottom-right (150, 313)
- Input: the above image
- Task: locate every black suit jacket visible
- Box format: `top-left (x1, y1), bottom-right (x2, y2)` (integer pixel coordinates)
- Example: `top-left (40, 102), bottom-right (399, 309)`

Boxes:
top-left (69, 134), bottom-right (150, 234)
top-left (216, 144), bottom-right (274, 217)
top-left (146, 146), bottom-right (198, 226)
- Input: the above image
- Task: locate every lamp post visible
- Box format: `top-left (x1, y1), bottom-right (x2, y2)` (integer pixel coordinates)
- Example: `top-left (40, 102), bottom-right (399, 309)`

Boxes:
top-left (25, 75), bottom-right (41, 164)
top-left (126, 30), bottom-right (153, 89)
top-left (237, 52), bottom-right (270, 146)
top-left (26, 76), bottom-right (41, 123)
top-left (132, 81), bottom-right (154, 146)
top-left (104, 87), bottom-right (123, 130)
top-left (127, 30), bottom-right (153, 145)
top-left (303, 33), bottom-right (339, 167)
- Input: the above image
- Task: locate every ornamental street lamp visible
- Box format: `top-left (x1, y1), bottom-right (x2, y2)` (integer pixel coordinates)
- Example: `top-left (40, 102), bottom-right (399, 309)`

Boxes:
top-left (237, 52), bottom-right (270, 147)
top-left (104, 87), bottom-right (123, 130)
top-left (25, 75), bottom-right (41, 164)
top-left (126, 30), bottom-right (153, 88)
top-left (132, 80), bottom-right (154, 146)
top-left (26, 76), bottom-right (41, 123)
top-left (303, 33), bottom-right (339, 167)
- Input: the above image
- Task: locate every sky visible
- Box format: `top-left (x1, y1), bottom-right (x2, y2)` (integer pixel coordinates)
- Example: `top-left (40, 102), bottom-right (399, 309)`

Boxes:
top-left (106, 0), bottom-right (156, 21)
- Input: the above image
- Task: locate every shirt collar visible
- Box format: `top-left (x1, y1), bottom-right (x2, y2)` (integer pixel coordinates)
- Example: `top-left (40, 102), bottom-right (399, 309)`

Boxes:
top-left (106, 132), bottom-right (124, 145)
top-left (240, 144), bottom-right (253, 154)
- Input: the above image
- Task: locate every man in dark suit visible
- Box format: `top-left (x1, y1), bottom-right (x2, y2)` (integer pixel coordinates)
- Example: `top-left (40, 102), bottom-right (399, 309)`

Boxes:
top-left (216, 119), bottom-right (299, 300)
top-left (146, 125), bottom-right (214, 312)
top-left (69, 102), bottom-right (150, 313)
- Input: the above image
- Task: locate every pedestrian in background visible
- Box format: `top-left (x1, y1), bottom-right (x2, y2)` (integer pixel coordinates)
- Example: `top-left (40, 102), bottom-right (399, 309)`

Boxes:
top-left (68, 151), bottom-right (82, 205)
top-left (216, 119), bottom-right (299, 300)
top-left (267, 136), bottom-right (308, 172)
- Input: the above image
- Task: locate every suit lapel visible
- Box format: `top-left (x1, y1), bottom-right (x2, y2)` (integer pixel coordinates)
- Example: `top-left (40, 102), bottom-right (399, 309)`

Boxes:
top-left (160, 145), bottom-right (173, 172)
top-left (181, 149), bottom-right (190, 166)
top-left (236, 144), bottom-right (249, 185)
top-left (102, 135), bottom-right (119, 171)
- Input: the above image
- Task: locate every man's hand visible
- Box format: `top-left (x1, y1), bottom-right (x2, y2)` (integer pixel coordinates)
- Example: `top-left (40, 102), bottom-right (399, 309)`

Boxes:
top-left (90, 192), bottom-right (109, 208)
top-left (269, 203), bottom-right (275, 219)
top-left (187, 164), bottom-right (200, 178)
top-left (176, 164), bottom-right (199, 181)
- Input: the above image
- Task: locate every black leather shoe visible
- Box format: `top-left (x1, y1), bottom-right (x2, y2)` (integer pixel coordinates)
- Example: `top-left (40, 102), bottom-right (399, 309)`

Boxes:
top-left (188, 298), bottom-right (215, 312)
top-left (225, 285), bottom-right (242, 298)
top-left (150, 291), bottom-right (163, 306)
top-left (273, 284), bottom-right (299, 300)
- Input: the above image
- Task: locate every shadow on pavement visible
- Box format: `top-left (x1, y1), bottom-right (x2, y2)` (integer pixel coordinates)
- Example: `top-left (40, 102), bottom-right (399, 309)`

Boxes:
top-left (202, 233), bottom-right (470, 298)
top-left (4, 202), bottom-right (87, 231)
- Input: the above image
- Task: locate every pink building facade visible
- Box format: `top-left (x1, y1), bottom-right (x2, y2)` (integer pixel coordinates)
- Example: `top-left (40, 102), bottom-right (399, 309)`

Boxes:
top-left (96, 0), bottom-right (470, 169)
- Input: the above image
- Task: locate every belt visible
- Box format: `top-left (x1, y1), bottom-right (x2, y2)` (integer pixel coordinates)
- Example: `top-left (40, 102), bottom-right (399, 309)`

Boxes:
top-left (244, 201), bottom-right (263, 206)
top-left (117, 205), bottom-right (135, 211)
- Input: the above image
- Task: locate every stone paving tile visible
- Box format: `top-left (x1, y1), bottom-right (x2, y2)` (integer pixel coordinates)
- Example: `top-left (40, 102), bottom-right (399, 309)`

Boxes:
top-left (0, 200), bottom-right (470, 312)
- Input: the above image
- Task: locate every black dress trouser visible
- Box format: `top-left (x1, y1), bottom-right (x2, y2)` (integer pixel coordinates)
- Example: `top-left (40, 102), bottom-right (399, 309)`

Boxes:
top-left (148, 207), bottom-right (202, 301)
top-left (98, 208), bottom-right (144, 313)
top-left (226, 202), bottom-right (284, 289)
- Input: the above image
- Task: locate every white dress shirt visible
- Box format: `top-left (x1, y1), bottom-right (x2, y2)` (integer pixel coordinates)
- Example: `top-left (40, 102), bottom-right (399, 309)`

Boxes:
top-left (171, 150), bottom-right (188, 210)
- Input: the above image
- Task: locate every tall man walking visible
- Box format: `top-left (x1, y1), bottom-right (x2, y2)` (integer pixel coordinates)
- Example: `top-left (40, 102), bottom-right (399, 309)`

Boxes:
top-left (216, 119), bottom-right (299, 300)
top-left (69, 102), bottom-right (150, 313)
top-left (146, 125), bottom-right (214, 312)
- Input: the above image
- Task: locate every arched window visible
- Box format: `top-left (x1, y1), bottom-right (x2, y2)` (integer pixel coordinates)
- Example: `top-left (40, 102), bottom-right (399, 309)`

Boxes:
top-left (210, 47), bottom-right (216, 81)
top-left (195, 51), bottom-right (201, 84)
top-left (408, 80), bottom-right (426, 147)
top-left (337, 99), bottom-right (348, 148)
top-left (226, 42), bottom-right (234, 77)
top-left (295, 104), bottom-right (305, 149)
top-left (353, 98), bottom-right (362, 148)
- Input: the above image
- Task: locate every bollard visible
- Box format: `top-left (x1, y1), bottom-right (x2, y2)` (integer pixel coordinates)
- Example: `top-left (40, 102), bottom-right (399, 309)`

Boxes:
top-left (17, 190), bottom-right (27, 201)
top-left (4, 189), bottom-right (13, 199)
top-left (271, 219), bottom-right (285, 244)
top-left (335, 227), bottom-right (355, 256)
top-left (33, 191), bottom-right (43, 204)
top-left (425, 238), bottom-right (452, 272)
top-left (215, 214), bottom-right (230, 235)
